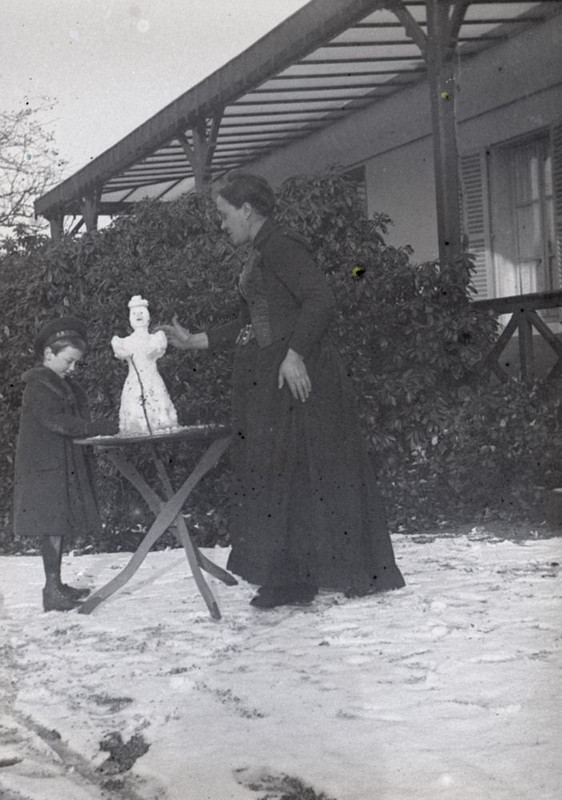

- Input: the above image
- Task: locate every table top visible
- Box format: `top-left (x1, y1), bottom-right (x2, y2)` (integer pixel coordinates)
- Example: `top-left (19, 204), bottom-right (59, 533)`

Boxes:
top-left (75, 423), bottom-right (230, 447)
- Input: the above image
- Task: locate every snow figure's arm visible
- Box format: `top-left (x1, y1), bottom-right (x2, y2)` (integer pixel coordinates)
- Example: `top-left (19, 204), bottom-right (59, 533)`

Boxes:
top-left (111, 335), bottom-right (132, 360)
top-left (150, 330), bottom-right (168, 360)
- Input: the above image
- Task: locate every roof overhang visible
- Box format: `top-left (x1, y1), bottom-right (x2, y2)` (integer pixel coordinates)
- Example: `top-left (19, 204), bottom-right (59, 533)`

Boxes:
top-left (34, 0), bottom-right (561, 223)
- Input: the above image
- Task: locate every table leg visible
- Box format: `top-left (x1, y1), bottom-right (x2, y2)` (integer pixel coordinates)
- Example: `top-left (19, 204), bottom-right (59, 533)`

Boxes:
top-left (152, 449), bottom-right (223, 620)
top-left (173, 515), bottom-right (221, 620)
top-left (195, 550), bottom-right (238, 586)
top-left (113, 444), bottom-right (237, 586)
top-left (105, 450), bottom-right (162, 514)
top-left (78, 493), bottom-right (184, 614)
top-left (79, 435), bottom-right (232, 615)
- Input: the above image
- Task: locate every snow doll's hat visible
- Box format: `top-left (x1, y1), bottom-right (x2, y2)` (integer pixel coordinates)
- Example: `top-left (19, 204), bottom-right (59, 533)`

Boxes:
top-left (128, 295), bottom-right (149, 309)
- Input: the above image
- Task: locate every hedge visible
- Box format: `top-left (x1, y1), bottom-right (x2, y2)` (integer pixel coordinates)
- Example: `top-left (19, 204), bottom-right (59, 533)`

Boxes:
top-left (1, 171), bottom-right (560, 554)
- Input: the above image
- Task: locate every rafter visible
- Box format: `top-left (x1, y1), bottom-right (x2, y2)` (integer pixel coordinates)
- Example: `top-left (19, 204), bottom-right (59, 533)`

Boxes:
top-left (384, 0), bottom-right (428, 55)
top-left (32, 0), bottom-right (558, 232)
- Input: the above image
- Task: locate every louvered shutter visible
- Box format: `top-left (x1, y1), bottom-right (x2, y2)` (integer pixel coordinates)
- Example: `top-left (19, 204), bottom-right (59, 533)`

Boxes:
top-left (355, 169), bottom-right (367, 214)
top-left (461, 152), bottom-right (490, 298)
top-left (345, 165), bottom-right (367, 214)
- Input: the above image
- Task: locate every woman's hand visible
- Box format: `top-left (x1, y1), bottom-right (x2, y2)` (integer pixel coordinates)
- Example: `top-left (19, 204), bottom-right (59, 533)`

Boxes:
top-left (157, 316), bottom-right (208, 350)
top-left (157, 316), bottom-right (192, 349)
top-left (278, 349), bottom-right (311, 403)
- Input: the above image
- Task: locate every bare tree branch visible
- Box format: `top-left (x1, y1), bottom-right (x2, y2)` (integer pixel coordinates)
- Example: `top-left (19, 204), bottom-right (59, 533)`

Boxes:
top-left (0, 101), bottom-right (67, 231)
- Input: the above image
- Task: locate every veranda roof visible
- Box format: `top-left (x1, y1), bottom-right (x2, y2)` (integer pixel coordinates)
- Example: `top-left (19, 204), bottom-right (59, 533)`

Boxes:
top-left (34, 0), bottom-right (561, 224)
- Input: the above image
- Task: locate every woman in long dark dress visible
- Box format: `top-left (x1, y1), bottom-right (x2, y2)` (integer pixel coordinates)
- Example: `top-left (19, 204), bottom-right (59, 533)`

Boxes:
top-left (162, 172), bottom-right (405, 608)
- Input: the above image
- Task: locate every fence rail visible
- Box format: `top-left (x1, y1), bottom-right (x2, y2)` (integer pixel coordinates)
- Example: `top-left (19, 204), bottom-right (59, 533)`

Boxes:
top-left (472, 290), bottom-right (562, 383)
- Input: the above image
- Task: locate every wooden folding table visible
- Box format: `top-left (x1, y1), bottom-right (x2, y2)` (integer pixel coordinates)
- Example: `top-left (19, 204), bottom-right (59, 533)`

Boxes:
top-left (75, 424), bottom-right (235, 620)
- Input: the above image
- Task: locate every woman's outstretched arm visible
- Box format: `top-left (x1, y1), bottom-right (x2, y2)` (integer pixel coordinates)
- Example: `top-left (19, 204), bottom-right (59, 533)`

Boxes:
top-left (157, 316), bottom-right (209, 350)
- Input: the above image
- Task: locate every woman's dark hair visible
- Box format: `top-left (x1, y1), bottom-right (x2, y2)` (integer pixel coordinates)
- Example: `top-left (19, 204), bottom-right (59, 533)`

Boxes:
top-left (217, 171), bottom-right (276, 217)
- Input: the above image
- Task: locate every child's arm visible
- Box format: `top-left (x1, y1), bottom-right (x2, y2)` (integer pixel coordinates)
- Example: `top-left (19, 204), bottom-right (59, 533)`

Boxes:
top-left (25, 380), bottom-right (112, 438)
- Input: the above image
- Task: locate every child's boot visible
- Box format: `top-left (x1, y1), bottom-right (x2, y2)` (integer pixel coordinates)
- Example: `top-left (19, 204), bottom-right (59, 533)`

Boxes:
top-left (60, 582), bottom-right (91, 600)
top-left (43, 574), bottom-right (83, 612)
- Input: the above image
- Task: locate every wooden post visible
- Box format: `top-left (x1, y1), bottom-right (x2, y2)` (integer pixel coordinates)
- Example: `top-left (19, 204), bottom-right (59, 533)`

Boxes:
top-left (47, 211), bottom-right (64, 241)
top-left (178, 109), bottom-right (223, 191)
top-left (425, 0), bottom-right (465, 264)
top-left (81, 190), bottom-right (100, 232)
top-left (191, 117), bottom-right (210, 189)
top-left (518, 311), bottom-right (535, 382)
top-left (387, 0), bottom-right (469, 264)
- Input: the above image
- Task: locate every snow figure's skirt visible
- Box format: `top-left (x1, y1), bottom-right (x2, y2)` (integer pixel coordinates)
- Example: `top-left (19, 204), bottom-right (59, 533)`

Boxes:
top-left (118, 372), bottom-right (179, 435)
top-left (226, 336), bottom-right (405, 594)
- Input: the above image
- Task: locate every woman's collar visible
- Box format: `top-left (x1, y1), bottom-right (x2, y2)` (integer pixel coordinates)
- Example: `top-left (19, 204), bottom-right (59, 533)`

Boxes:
top-left (251, 217), bottom-right (273, 250)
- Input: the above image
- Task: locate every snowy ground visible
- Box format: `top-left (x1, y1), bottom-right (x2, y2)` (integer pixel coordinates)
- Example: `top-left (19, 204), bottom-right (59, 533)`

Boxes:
top-left (0, 528), bottom-right (561, 800)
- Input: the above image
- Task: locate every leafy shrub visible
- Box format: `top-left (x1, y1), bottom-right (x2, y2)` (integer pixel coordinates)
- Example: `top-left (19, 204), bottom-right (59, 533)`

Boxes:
top-left (0, 194), bottom-right (238, 553)
top-left (422, 380), bottom-right (562, 524)
top-left (274, 173), bottom-right (562, 528)
top-left (1, 171), bottom-right (560, 554)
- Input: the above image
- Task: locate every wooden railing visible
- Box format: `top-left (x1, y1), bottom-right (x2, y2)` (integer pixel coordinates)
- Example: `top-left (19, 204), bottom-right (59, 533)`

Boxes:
top-left (472, 290), bottom-right (562, 383)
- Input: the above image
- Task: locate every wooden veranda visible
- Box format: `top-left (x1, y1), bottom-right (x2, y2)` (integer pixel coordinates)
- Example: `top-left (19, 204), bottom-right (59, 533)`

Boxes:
top-left (473, 291), bottom-right (562, 385)
top-left (34, 0), bottom-right (560, 269)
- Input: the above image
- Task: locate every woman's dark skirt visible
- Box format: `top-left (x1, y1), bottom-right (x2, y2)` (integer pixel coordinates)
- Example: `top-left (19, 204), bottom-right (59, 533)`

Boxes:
top-left (226, 335), bottom-right (405, 595)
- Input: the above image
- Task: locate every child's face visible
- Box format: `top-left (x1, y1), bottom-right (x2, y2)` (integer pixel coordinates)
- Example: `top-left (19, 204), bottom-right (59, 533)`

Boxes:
top-left (44, 345), bottom-right (84, 378)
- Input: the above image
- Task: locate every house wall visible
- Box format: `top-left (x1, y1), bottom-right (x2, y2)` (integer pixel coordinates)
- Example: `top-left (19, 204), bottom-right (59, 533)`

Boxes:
top-left (250, 11), bottom-right (562, 263)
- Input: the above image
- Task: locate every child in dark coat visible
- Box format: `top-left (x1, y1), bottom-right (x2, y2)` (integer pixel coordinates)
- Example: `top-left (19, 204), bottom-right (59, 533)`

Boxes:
top-left (13, 317), bottom-right (116, 611)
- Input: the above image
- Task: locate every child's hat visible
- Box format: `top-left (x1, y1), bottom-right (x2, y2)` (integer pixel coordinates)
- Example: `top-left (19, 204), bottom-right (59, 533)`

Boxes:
top-left (34, 316), bottom-right (88, 354)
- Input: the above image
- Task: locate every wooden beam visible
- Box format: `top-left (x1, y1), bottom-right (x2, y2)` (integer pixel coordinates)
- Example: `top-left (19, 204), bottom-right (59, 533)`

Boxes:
top-left (385, 0), bottom-right (427, 54)
top-left (69, 217), bottom-right (85, 236)
top-left (35, 0), bottom-right (388, 218)
top-left (473, 290), bottom-right (562, 314)
top-left (47, 211), bottom-right (64, 242)
top-left (383, 0), bottom-right (467, 263)
top-left (177, 108), bottom-right (223, 190)
top-left (81, 190), bottom-right (100, 232)
top-left (518, 312), bottom-right (535, 382)
top-left (191, 118), bottom-right (209, 190)
top-left (448, 0), bottom-right (471, 48)
top-left (424, 0), bottom-right (467, 263)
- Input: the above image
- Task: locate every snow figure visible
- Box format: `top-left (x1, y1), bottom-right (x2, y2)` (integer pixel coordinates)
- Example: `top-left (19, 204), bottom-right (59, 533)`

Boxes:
top-left (111, 296), bottom-right (179, 435)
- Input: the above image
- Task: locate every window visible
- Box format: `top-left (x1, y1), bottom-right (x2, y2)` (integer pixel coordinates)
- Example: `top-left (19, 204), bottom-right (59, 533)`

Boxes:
top-left (488, 133), bottom-right (555, 297)
top-left (461, 126), bottom-right (561, 301)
